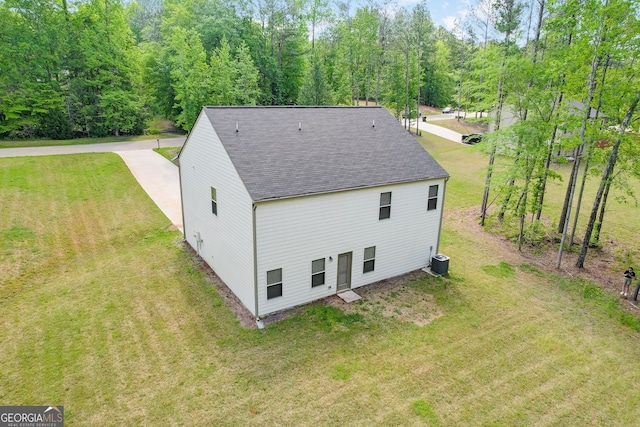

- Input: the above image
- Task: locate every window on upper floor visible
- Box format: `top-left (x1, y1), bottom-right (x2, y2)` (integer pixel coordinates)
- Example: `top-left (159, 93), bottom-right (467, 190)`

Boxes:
top-left (428, 185), bottom-right (438, 211)
top-left (363, 246), bottom-right (376, 273)
top-left (379, 192), bottom-right (392, 220)
top-left (311, 258), bottom-right (325, 287)
top-left (211, 187), bottom-right (218, 215)
top-left (267, 268), bottom-right (282, 299)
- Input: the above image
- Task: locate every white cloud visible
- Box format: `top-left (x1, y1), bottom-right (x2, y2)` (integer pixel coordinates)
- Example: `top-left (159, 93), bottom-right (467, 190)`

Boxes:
top-left (442, 16), bottom-right (457, 30)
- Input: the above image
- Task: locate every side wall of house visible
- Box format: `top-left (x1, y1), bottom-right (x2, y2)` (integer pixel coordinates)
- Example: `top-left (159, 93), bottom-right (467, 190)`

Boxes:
top-left (179, 112), bottom-right (256, 315)
top-left (255, 179), bottom-right (446, 316)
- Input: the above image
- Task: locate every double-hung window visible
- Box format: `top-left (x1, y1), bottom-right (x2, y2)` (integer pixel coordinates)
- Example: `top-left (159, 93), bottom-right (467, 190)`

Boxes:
top-left (379, 192), bottom-right (392, 220)
top-left (363, 246), bottom-right (376, 273)
top-left (266, 269), bottom-right (282, 299)
top-left (427, 185), bottom-right (438, 211)
top-left (211, 187), bottom-right (218, 215)
top-left (311, 258), bottom-right (325, 287)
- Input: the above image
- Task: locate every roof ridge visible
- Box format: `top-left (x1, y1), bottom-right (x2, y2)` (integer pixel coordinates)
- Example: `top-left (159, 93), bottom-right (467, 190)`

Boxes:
top-left (204, 105), bottom-right (382, 109)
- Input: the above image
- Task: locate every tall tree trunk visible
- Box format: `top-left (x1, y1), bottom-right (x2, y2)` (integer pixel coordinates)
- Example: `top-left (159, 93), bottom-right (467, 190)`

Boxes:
top-left (592, 176), bottom-right (614, 245)
top-left (568, 56), bottom-right (609, 248)
top-left (457, 29), bottom-right (464, 122)
top-left (535, 90), bottom-right (563, 221)
top-left (404, 49), bottom-right (409, 130)
top-left (576, 90), bottom-right (640, 268)
top-left (569, 147), bottom-right (590, 248)
top-left (557, 145), bottom-right (581, 233)
top-left (480, 60), bottom-right (505, 226)
top-left (517, 157), bottom-right (533, 251)
top-left (558, 42), bottom-right (602, 267)
top-left (415, 28), bottom-right (421, 135)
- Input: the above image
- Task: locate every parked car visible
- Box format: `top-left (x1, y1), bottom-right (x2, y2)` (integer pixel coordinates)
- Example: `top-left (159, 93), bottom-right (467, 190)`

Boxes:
top-left (462, 134), bottom-right (483, 145)
top-left (442, 107), bottom-right (453, 113)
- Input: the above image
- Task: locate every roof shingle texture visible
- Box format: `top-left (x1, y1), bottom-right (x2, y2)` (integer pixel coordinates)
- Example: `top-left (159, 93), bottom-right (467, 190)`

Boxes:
top-left (203, 106), bottom-right (449, 202)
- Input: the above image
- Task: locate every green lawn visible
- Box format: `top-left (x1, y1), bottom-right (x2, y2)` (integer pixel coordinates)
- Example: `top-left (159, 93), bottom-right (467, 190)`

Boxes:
top-left (2, 149), bottom-right (640, 425)
top-left (153, 146), bottom-right (181, 163)
top-left (0, 133), bottom-right (182, 149)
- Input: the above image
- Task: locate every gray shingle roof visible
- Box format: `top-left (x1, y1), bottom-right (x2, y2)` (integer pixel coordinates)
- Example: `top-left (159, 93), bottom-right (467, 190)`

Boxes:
top-left (201, 106), bottom-right (449, 202)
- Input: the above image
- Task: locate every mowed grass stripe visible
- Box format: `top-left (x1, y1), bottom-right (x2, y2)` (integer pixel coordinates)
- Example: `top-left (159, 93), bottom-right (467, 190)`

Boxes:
top-left (3, 151), bottom-right (640, 425)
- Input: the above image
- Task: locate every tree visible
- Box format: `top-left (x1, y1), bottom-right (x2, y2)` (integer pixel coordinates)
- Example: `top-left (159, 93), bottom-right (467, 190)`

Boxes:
top-left (234, 41), bottom-right (261, 105)
top-left (480, 0), bottom-right (524, 226)
top-left (297, 55), bottom-right (333, 105)
top-left (167, 28), bottom-right (212, 130)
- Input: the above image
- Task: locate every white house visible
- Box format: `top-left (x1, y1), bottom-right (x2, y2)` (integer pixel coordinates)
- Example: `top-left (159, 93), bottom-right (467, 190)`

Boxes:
top-left (178, 106), bottom-right (449, 319)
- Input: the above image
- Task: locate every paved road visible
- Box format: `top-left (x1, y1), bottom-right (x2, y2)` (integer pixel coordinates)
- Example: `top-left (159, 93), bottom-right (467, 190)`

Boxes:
top-left (0, 136), bottom-right (186, 158)
top-left (0, 136), bottom-right (186, 232)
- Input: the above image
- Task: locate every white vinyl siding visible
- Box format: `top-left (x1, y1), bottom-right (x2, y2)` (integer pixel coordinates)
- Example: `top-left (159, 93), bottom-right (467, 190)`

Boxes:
top-left (255, 179), bottom-right (445, 316)
top-left (179, 111), bottom-right (256, 315)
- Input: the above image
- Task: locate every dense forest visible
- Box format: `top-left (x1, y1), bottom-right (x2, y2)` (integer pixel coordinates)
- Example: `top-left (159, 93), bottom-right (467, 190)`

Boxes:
top-left (0, 0), bottom-right (457, 138)
top-left (0, 0), bottom-right (637, 138)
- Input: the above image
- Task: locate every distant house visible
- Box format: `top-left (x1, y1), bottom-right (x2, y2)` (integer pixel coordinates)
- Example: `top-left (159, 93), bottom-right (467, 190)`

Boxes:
top-left (488, 101), bottom-right (607, 132)
top-left (178, 106), bottom-right (449, 319)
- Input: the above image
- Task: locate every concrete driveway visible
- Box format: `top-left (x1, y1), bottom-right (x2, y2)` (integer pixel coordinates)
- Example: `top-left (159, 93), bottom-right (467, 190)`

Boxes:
top-left (116, 150), bottom-right (183, 232)
top-left (402, 118), bottom-right (464, 143)
top-left (405, 110), bottom-right (486, 143)
top-left (0, 136), bottom-right (186, 158)
top-left (0, 136), bottom-right (186, 232)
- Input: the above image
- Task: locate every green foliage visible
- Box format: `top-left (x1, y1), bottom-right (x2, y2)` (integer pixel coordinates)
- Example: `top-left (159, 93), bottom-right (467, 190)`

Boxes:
top-left (556, 276), bottom-right (640, 332)
top-left (613, 247), bottom-right (640, 274)
top-left (331, 364), bottom-right (353, 380)
top-left (297, 56), bottom-right (333, 105)
top-left (1, 0), bottom-right (467, 136)
top-left (481, 262), bottom-right (516, 278)
top-left (233, 41), bottom-right (261, 105)
top-left (298, 305), bottom-right (364, 331)
top-left (36, 110), bottom-right (74, 140)
top-left (3, 224), bottom-right (36, 242)
top-left (411, 399), bottom-right (440, 424)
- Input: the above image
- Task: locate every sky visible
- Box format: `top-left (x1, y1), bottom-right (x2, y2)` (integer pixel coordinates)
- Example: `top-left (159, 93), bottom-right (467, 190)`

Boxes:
top-left (399, 0), bottom-right (473, 30)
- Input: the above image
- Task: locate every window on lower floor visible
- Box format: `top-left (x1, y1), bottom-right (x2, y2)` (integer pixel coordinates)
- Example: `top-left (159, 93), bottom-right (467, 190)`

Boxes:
top-left (311, 258), bottom-right (325, 287)
top-left (363, 246), bottom-right (376, 273)
top-left (211, 187), bottom-right (218, 215)
top-left (266, 268), bottom-right (282, 299)
top-left (379, 191), bottom-right (392, 220)
top-left (428, 185), bottom-right (438, 211)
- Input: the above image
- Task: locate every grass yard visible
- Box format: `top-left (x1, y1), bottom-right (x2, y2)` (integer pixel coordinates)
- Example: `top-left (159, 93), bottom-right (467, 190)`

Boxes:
top-left (0, 133), bottom-right (182, 149)
top-left (153, 146), bottom-right (181, 163)
top-left (2, 148), bottom-right (640, 425)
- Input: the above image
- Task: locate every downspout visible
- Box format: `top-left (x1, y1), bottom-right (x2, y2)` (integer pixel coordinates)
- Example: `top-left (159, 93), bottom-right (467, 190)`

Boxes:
top-left (178, 162), bottom-right (186, 240)
top-left (434, 177), bottom-right (449, 256)
top-left (252, 203), bottom-right (260, 323)
top-left (176, 129), bottom-right (190, 241)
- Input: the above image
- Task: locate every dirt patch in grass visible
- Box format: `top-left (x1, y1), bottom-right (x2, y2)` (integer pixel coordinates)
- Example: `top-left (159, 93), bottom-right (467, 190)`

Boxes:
top-left (430, 118), bottom-right (488, 135)
top-left (324, 271), bottom-right (443, 327)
